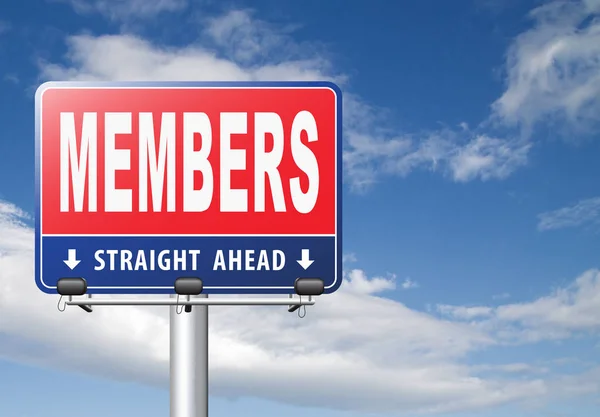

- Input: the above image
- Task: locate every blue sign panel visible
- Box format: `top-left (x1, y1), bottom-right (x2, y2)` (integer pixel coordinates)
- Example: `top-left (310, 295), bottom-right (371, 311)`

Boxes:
top-left (37, 236), bottom-right (337, 294)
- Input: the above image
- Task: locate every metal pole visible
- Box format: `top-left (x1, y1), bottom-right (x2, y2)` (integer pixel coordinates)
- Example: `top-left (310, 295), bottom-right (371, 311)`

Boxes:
top-left (170, 294), bottom-right (209, 417)
top-left (66, 297), bottom-right (314, 307)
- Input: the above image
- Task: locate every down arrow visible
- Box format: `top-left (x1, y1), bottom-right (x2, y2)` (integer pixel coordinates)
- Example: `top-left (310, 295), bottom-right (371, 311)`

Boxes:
top-left (63, 249), bottom-right (81, 270)
top-left (296, 249), bottom-right (314, 270)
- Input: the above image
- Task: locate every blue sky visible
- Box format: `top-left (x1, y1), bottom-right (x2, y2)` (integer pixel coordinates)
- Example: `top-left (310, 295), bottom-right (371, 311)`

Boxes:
top-left (1, 0), bottom-right (600, 416)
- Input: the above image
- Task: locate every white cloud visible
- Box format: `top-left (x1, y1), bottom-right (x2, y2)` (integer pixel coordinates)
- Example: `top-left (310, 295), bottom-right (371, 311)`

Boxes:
top-left (203, 9), bottom-right (305, 65)
top-left (495, 269), bottom-right (600, 334)
top-left (205, 9), bottom-right (278, 63)
top-left (401, 278), bottom-right (419, 289)
top-left (45, 0), bottom-right (600, 190)
top-left (40, 34), bottom-right (252, 82)
top-left (0, 201), bottom-right (32, 256)
top-left (437, 269), bottom-right (600, 343)
top-left (343, 0), bottom-right (600, 184)
top-left (54, 0), bottom-right (188, 21)
top-left (38, 8), bottom-right (529, 191)
top-left (2, 200), bottom-right (600, 412)
top-left (538, 196), bottom-right (600, 231)
top-left (448, 135), bottom-right (531, 182)
top-left (473, 363), bottom-right (550, 375)
top-left (492, 0), bottom-right (600, 136)
top-left (341, 253), bottom-right (357, 264)
top-left (0, 199), bottom-right (558, 414)
top-left (343, 269), bottom-right (396, 294)
top-left (3, 74), bottom-right (19, 84)
top-left (342, 117), bottom-right (529, 191)
top-left (437, 305), bottom-right (494, 320)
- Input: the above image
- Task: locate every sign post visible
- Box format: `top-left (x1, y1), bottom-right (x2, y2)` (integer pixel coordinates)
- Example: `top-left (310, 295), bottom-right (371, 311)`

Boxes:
top-left (35, 81), bottom-right (342, 417)
top-left (170, 294), bottom-right (209, 417)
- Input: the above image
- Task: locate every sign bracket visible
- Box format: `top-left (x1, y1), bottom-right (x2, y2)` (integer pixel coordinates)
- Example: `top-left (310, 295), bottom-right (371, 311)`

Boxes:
top-left (55, 277), bottom-right (320, 310)
top-left (60, 295), bottom-right (317, 308)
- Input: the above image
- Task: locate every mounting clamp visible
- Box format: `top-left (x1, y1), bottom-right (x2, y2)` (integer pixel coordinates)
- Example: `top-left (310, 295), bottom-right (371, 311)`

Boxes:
top-left (174, 277), bottom-right (204, 313)
top-left (288, 278), bottom-right (324, 313)
top-left (57, 278), bottom-right (93, 313)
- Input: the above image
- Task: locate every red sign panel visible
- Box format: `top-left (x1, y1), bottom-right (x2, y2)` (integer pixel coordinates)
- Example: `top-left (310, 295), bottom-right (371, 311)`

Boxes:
top-left (39, 86), bottom-right (337, 235)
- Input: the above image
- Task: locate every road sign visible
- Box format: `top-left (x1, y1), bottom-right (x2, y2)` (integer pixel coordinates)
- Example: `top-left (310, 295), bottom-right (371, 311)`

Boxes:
top-left (35, 81), bottom-right (342, 294)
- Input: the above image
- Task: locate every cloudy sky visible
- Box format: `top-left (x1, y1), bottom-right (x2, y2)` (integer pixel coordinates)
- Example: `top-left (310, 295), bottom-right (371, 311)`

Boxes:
top-left (1, 0), bottom-right (600, 416)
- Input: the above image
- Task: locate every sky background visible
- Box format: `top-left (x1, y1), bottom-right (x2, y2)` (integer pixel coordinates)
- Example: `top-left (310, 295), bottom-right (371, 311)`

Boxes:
top-left (1, 0), bottom-right (600, 416)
